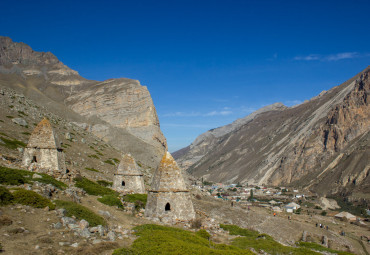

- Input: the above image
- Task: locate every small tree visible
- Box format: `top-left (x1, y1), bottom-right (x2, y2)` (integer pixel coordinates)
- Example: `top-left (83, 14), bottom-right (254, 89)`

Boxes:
top-left (248, 190), bottom-right (254, 201)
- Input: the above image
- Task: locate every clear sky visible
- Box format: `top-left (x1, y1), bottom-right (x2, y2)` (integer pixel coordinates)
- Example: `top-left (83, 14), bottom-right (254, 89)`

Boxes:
top-left (1, 0), bottom-right (370, 152)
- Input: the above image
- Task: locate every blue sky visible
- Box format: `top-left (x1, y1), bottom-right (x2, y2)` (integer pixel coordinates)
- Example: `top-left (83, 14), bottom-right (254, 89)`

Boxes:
top-left (1, 0), bottom-right (370, 152)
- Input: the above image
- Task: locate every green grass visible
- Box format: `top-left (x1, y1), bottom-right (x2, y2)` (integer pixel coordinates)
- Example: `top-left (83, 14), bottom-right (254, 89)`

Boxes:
top-left (123, 194), bottom-right (147, 210)
top-left (0, 186), bottom-right (14, 206)
top-left (297, 242), bottom-right (354, 255)
top-left (85, 167), bottom-right (100, 172)
top-left (0, 166), bottom-right (30, 185)
top-left (113, 224), bottom-right (253, 255)
top-left (97, 180), bottom-right (112, 187)
top-left (17, 111), bottom-right (28, 116)
top-left (0, 166), bottom-right (67, 189)
top-left (103, 159), bottom-right (115, 165)
top-left (74, 176), bottom-right (117, 196)
top-left (221, 225), bottom-right (352, 255)
top-left (34, 173), bottom-right (67, 190)
top-left (13, 189), bottom-right (55, 209)
top-left (6, 115), bottom-right (14, 119)
top-left (111, 158), bottom-right (120, 164)
top-left (98, 195), bottom-right (124, 209)
top-left (0, 136), bottom-right (26, 150)
top-left (21, 132), bottom-right (31, 136)
top-left (88, 154), bottom-right (99, 159)
top-left (55, 200), bottom-right (106, 227)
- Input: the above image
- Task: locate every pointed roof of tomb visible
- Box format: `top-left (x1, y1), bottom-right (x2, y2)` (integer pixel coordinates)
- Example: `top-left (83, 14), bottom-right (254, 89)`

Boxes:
top-left (149, 152), bottom-right (188, 192)
top-left (116, 153), bottom-right (142, 176)
top-left (27, 118), bottom-right (59, 149)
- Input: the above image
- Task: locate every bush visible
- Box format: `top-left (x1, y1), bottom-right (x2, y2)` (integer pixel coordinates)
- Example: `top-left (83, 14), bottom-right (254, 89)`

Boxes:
top-left (0, 167), bottom-right (29, 185)
top-left (74, 177), bottom-right (117, 196)
top-left (123, 194), bottom-right (147, 210)
top-left (0, 137), bottom-right (26, 150)
top-left (85, 167), bottom-right (99, 172)
top-left (13, 189), bottom-right (55, 209)
top-left (0, 186), bottom-right (14, 205)
top-left (34, 173), bottom-right (67, 190)
top-left (297, 242), bottom-right (354, 255)
top-left (196, 229), bottom-right (210, 240)
top-left (113, 224), bottom-right (252, 255)
top-left (190, 218), bottom-right (202, 229)
top-left (0, 166), bottom-right (66, 190)
top-left (320, 211), bottom-right (327, 216)
top-left (55, 200), bottom-right (106, 227)
top-left (97, 180), bottom-right (112, 187)
top-left (220, 224), bottom-right (349, 255)
top-left (98, 195), bottom-right (124, 209)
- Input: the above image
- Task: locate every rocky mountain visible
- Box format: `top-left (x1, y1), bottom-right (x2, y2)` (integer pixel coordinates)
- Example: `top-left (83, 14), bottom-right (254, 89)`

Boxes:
top-left (173, 103), bottom-right (287, 169)
top-left (177, 67), bottom-right (370, 198)
top-left (0, 36), bottom-right (166, 168)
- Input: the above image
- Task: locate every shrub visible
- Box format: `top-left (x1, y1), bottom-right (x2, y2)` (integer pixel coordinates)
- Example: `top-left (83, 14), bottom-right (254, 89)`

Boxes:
top-left (97, 180), bottom-right (112, 187)
top-left (35, 173), bottom-right (67, 190)
top-left (98, 195), bottom-right (124, 209)
top-left (55, 200), bottom-right (106, 227)
top-left (0, 186), bottom-right (14, 205)
top-left (85, 167), bottom-right (99, 172)
top-left (196, 229), bottom-right (210, 240)
top-left (74, 177), bottom-right (117, 196)
top-left (190, 218), bottom-right (202, 229)
top-left (0, 167), bottom-right (30, 185)
top-left (0, 166), bottom-right (66, 190)
top-left (124, 194), bottom-right (147, 204)
top-left (123, 194), bottom-right (147, 210)
top-left (13, 189), bottom-right (55, 209)
top-left (0, 137), bottom-right (26, 150)
top-left (103, 159), bottom-right (114, 165)
top-left (320, 211), bottom-right (327, 216)
top-left (297, 242), bottom-right (354, 255)
top-left (113, 224), bottom-right (252, 255)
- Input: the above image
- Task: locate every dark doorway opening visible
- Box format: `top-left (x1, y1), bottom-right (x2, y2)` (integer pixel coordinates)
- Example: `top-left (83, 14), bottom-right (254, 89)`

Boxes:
top-left (122, 181), bottom-right (125, 186)
top-left (32, 156), bottom-right (37, 163)
top-left (165, 203), bottom-right (171, 211)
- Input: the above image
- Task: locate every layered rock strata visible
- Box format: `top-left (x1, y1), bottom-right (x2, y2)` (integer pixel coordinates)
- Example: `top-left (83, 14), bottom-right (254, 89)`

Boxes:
top-left (184, 67), bottom-right (370, 196)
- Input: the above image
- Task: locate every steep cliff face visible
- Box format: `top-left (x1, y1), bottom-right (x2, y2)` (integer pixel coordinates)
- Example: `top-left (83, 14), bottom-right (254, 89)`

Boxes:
top-left (64, 78), bottom-right (166, 149)
top-left (185, 67), bottom-right (369, 196)
top-left (0, 36), bottom-right (166, 168)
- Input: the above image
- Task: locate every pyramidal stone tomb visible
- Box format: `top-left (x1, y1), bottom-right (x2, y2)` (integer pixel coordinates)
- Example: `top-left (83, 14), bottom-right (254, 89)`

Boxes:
top-left (113, 153), bottom-right (145, 194)
top-left (145, 152), bottom-right (195, 222)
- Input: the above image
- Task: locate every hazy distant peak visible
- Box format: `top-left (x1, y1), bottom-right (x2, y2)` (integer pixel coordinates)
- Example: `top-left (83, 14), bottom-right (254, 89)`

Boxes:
top-left (192, 102), bottom-right (287, 146)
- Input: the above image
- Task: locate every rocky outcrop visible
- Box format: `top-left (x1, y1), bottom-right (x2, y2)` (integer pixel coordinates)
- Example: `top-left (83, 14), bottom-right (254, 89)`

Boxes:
top-left (184, 67), bottom-right (370, 196)
top-left (0, 36), bottom-right (166, 168)
top-left (64, 78), bottom-right (166, 150)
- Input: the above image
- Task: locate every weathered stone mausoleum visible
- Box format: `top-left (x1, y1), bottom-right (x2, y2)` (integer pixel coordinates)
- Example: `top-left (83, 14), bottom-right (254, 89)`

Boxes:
top-left (145, 152), bottom-right (195, 221)
top-left (113, 153), bottom-right (145, 194)
top-left (22, 118), bottom-right (67, 178)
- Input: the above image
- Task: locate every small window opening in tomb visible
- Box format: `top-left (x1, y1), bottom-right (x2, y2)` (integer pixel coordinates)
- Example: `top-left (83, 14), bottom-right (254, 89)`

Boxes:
top-left (66, 169), bottom-right (70, 174)
top-left (165, 203), bottom-right (171, 211)
top-left (122, 181), bottom-right (125, 186)
top-left (32, 156), bottom-right (37, 163)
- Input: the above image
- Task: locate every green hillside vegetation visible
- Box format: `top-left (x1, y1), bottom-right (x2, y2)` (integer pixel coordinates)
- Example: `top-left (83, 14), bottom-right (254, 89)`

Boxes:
top-left (98, 195), bottom-right (124, 209)
top-left (74, 176), bottom-right (117, 196)
top-left (13, 189), bottom-right (55, 209)
top-left (220, 225), bottom-right (354, 255)
top-left (113, 224), bottom-right (253, 255)
top-left (0, 166), bottom-right (67, 189)
top-left (0, 186), bottom-right (14, 205)
top-left (55, 200), bottom-right (106, 227)
top-left (123, 194), bottom-right (147, 210)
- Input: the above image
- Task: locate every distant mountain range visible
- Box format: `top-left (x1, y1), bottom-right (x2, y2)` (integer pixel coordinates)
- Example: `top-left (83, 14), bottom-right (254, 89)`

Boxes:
top-left (175, 67), bottom-right (370, 200)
